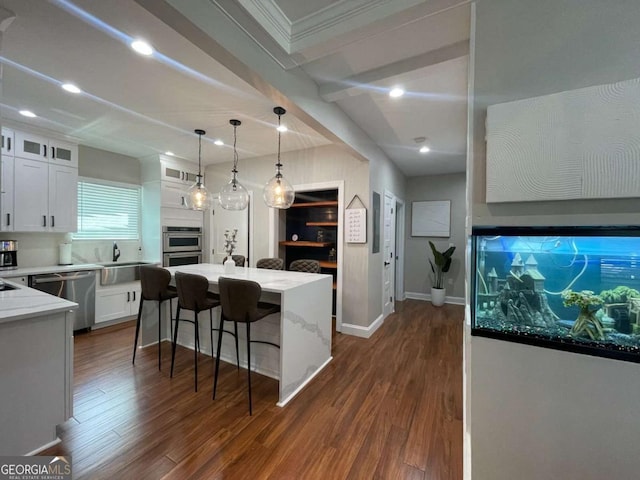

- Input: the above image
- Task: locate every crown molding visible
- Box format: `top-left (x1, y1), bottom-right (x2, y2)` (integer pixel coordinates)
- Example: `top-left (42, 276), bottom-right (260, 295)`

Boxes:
top-left (236, 0), bottom-right (293, 53)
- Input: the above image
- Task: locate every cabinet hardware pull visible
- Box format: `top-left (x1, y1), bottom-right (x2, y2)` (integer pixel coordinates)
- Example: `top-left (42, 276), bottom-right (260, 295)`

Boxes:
top-left (52, 146), bottom-right (55, 158)
top-left (181, 196), bottom-right (185, 206)
top-left (51, 216), bottom-right (55, 227)
top-left (127, 291), bottom-right (130, 302)
top-left (43, 145), bottom-right (47, 157)
top-left (43, 215), bottom-right (47, 227)
top-left (132, 291), bottom-right (136, 301)
top-left (7, 138), bottom-right (10, 151)
top-left (6, 213), bottom-right (9, 226)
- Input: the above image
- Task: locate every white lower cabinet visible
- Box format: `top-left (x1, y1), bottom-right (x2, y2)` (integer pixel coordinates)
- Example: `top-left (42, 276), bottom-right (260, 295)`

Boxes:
top-left (95, 281), bottom-right (141, 324)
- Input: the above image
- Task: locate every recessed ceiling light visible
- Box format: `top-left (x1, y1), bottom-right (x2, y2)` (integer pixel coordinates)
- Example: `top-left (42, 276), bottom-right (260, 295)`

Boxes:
top-left (61, 83), bottom-right (81, 94)
top-left (131, 39), bottom-right (153, 56)
top-left (19, 110), bottom-right (36, 118)
top-left (277, 125), bottom-right (288, 133)
top-left (165, 151), bottom-right (175, 156)
top-left (214, 139), bottom-right (224, 146)
top-left (389, 87), bottom-right (405, 98)
top-left (419, 146), bottom-right (430, 154)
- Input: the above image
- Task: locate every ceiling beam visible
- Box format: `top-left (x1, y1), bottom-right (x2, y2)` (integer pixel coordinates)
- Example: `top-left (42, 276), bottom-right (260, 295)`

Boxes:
top-left (319, 39), bottom-right (469, 102)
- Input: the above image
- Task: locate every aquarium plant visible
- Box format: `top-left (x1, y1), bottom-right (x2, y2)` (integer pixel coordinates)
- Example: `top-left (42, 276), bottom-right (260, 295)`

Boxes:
top-left (428, 241), bottom-right (456, 289)
top-left (562, 289), bottom-right (605, 340)
top-left (599, 286), bottom-right (640, 304)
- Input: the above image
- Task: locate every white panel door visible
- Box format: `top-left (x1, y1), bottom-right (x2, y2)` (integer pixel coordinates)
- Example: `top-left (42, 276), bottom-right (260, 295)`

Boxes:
top-left (14, 157), bottom-right (49, 231)
top-left (210, 196), bottom-right (250, 265)
top-left (48, 164), bottom-right (77, 232)
top-left (383, 191), bottom-right (396, 318)
top-left (1, 155), bottom-right (14, 231)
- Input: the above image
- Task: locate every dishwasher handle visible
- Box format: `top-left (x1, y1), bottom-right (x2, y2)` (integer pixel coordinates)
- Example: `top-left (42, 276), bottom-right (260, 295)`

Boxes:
top-left (31, 271), bottom-right (95, 284)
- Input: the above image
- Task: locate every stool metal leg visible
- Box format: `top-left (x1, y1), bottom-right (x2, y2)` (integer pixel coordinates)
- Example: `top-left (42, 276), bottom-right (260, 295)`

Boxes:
top-left (213, 314), bottom-right (225, 400)
top-left (209, 309), bottom-right (214, 360)
top-left (157, 299), bottom-right (163, 370)
top-left (170, 304), bottom-right (181, 378)
top-left (194, 313), bottom-right (199, 392)
top-left (234, 321), bottom-right (240, 370)
top-left (133, 298), bottom-right (144, 364)
top-left (246, 322), bottom-right (252, 415)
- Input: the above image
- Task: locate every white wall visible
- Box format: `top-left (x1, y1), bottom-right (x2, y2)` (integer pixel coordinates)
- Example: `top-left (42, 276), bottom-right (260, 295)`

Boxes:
top-left (78, 145), bottom-right (141, 185)
top-left (468, 1), bottom-right (640, 478)
top-left (206, 144), bottom-right (373, 328)
top-left (405, 173), bottom-right (465, 301)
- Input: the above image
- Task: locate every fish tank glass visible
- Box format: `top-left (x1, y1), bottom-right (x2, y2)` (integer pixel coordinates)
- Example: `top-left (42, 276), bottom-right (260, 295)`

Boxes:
top-left (472, 226), bottom-right (640, 362)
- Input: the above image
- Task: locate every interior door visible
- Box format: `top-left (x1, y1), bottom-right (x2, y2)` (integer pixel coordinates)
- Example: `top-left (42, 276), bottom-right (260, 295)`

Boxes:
top-left (383, 191), bottom-right (396, 317)
top-left (210, 195), bottom-right (250, 265)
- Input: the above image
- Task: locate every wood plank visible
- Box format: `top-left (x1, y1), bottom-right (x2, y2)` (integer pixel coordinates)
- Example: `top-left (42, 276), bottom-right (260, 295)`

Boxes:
top-left (42, 300), bottom-right (463, 479)
top-left (319, 260), bottom-right (337, 269)
top-left (306, 221), bottom-right (338, 226)
top-left (290, 201), bottom-right (338, 207)
top-left (279, 240), bottom-right (332, 247)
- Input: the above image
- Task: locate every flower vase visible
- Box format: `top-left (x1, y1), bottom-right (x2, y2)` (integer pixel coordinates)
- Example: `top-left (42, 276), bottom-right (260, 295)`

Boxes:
top-left (224, 257), bottom-right (236, 274)
top-left (570, 305), bottom-right (605, 340)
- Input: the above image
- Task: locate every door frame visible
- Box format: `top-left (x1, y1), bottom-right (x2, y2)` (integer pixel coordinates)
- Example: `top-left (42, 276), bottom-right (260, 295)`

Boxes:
top-left (269, 180), bottom-right (344, 332)
top-left (382, 190), bottom-right (396, 318)
top-left (395, 198), bottom-right (406, 302)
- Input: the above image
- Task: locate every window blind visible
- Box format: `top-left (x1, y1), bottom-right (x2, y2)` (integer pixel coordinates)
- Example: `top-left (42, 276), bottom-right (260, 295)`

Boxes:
top-left (74, 180), bottom-right (140, 240)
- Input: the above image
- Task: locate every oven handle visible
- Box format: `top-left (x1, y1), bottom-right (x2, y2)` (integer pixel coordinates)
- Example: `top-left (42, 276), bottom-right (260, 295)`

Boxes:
top-left (32, 271), bottom-right (95, 284)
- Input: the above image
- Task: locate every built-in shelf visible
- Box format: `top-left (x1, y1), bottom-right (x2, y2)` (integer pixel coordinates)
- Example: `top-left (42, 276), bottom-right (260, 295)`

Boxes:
top-left (319, 261), bottom-right (337, 269)
top-left (291, 201), bottom-right (339, 208)
top-left (333, 282), bottom-right (337, 290)
top-left (279, 241), bottom-right (332, 247)
top-left (306, 221), bottom-right (338, 227)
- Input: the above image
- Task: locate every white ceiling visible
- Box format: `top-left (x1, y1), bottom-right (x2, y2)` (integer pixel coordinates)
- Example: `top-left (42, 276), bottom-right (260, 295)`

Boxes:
top-left (0, 0), bottom-right (470, 176)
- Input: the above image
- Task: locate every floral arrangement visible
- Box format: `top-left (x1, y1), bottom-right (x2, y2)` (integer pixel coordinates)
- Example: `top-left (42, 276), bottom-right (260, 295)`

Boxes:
top-left (223, 228), bottom-right (238, 257)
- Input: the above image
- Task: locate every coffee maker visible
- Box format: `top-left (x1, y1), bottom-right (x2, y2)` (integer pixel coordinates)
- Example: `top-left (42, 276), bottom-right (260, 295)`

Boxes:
top-left (0, 240), bottom-right (18, 270)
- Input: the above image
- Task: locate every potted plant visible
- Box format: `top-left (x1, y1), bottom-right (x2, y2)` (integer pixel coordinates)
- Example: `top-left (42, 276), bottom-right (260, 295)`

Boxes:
top-left (428, 241), bottom-right (456, 307)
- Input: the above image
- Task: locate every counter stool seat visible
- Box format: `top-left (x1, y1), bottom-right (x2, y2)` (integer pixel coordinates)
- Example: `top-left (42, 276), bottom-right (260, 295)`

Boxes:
top-left (213, 277), bottom-right (280, 415)
top-left (133, 265), bottom-right (178, 370)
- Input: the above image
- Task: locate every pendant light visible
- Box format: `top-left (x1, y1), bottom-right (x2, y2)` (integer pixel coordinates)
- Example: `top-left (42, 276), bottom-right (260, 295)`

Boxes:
top-left (219, 119), bottom-right (249, 210)
top-left (186, 129), bottom-right (213, 211)
top-left (263, 106), bottom-right (295, 209)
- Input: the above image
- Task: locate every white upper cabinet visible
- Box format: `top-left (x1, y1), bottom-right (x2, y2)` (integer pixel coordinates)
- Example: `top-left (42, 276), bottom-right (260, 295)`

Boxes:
top-left (1, 155), bottom-right (14, 231)
top-left (48, 164), bottom-right (77, 232)
top-left (161, 160), bottom-right (200, 185)
top-left (14, 131), bottom-right (78, 167)
top-left (49, 139), bottom-right (78, 168)
top-left (13, 157), bottom-right (49, 231)
top-left (1, 128), bottom-right (14, 156)
top-left (15, 131), bottom-right (49, 162)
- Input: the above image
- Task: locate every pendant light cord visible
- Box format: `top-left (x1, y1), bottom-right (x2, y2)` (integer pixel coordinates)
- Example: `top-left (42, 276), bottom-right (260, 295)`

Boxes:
top-left (276, 112), bottom-right (283, 180)
top-left (232, 124), bottom-right (239, 177)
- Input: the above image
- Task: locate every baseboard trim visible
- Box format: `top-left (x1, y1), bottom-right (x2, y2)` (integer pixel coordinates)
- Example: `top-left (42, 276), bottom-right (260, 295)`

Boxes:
top-left (26, 437), bottom-right (61, 456)
top-left (341, 313), bottom-right (384, 338)
top-left (405, 291), bottom-right (465, 306)
top-left (277, 356), bottom-right (333, 407)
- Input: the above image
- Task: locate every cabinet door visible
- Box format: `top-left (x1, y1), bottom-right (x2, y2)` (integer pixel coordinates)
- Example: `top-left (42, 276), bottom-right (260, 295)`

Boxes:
top-left (14, 158), bottom-right (48, 231)
top-left (129, 286), bottom-right (141, 316)
top-left (95, 287), bottom-right (131, 324)
top-left (161, 182), bottom-right (187, 208)
top-left (1, 128), bottom-right (14, 156)
top-left (48, 164), bottom-right (78, 232)
top-left (1, 155), bottom-right (14, 231)
top-left (161, 163), bottom-right (184, 183)
top-left (15, 131), bottom-right (48, 161)
top-left (49, 140), bottom-right (78, 168)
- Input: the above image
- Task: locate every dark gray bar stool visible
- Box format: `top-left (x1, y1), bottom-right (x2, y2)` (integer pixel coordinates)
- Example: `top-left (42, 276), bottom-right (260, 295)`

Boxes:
top-left (289, 259), bottom-right (320, 273)
top-left (133, 265), bottom-right (178, 370)
top-left (213, 277), bottom-right (280, 415)
top-left (256, 258), bottom-right (284, 270)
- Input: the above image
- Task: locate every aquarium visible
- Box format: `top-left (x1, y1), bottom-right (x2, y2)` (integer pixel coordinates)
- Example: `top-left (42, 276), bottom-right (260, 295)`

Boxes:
top-left (472, 226), bottom-right (640, 362)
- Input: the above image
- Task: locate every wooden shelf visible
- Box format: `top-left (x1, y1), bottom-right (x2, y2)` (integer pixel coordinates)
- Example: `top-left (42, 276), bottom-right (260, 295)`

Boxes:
top-left (279, 241), bottom-right (332, 247)
top-left (333, 282), bottom-right (337, 290)
top-left (319, 261), bottom-right (337, 269)
top-left (306, 221), bottom-right (338, 227)
top-left (291, 201), bottom-right (338, 208)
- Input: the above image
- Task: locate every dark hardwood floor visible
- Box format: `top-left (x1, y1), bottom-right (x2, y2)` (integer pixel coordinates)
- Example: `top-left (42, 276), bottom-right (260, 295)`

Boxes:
top-left (43, 300), bottom-right (463, 479)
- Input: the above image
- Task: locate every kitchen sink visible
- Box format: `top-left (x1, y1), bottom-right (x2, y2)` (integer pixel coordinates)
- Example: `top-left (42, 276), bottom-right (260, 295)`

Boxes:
top-left (99, 262), bottom-right (155, 286)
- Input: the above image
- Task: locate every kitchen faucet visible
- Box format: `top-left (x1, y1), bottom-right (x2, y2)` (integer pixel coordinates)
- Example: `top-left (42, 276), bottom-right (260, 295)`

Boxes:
top-left (113, 242), bottom-right (121, 262)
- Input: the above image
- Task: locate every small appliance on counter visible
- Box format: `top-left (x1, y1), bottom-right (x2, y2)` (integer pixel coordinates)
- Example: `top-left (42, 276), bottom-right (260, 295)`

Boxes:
top-left (58, 233), bottom-right (73, 265)
top-left (0, 240), bottom-right (18, 270)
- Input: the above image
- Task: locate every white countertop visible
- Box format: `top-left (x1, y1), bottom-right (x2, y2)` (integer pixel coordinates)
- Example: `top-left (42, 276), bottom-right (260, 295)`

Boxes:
top-left (167, 263), bottom-right (332, 293)
top-left (0, 263), bottom-right (104, 277)
top-left (0, 279), bottom-right (78, 325)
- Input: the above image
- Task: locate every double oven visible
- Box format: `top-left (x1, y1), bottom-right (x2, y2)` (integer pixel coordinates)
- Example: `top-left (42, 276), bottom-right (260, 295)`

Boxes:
top-left (162, 226), bottom-right (203, 267)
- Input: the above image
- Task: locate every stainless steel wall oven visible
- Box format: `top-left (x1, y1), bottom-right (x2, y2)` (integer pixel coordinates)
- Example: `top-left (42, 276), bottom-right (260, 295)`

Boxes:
top-left (162, 226), bottom-right (203, 267)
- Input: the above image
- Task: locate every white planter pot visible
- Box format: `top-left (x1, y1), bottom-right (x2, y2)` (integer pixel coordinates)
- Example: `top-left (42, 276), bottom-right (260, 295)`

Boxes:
top-left (431, 287), bottom-right (446, 307)
top-left (223, 258), bottom-right (236, 274)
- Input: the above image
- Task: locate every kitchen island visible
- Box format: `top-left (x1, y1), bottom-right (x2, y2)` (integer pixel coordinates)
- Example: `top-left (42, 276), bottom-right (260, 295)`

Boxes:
top-left (137, 263), bottom-right (333, 406)
top-left (0, 280), bottom-right (77, 455)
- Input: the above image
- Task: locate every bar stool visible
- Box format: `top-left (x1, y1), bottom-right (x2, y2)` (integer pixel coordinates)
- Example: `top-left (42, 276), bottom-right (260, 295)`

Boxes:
top-left (223, 255), bottom-right (246, 267)
top-left (289, 259), bottom-right (320, 273)
top-left (171, 272), bottom-right (221, 392)
top-left (213, 277), bottom-right (280, 415)
top-left (133, 265), bottom-right (178, 370)
top-left (256, 257), bottom-right (284, 270)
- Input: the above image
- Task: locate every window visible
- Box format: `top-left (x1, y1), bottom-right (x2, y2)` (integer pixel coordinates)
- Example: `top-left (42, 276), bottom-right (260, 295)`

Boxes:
top-left (74, 179), bottom-right (140, 240)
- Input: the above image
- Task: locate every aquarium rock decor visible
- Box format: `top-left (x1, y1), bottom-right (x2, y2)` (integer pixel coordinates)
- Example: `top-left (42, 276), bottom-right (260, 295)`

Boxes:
top-left (562, 290), bottom-right (605, 340)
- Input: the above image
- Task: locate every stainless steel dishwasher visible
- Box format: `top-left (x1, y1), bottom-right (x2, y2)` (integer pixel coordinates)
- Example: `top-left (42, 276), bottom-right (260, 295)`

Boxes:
top-left (29, 270), bottom-right (96, 331)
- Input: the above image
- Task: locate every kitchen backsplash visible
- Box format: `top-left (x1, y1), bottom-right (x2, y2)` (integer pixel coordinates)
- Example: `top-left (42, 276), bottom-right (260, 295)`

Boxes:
top-left (0, 233), bottom-right (143, 267)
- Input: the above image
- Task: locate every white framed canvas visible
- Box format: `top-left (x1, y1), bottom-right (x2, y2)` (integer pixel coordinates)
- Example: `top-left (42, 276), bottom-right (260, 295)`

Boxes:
top-left (411, 200), bottom-right (450, 237)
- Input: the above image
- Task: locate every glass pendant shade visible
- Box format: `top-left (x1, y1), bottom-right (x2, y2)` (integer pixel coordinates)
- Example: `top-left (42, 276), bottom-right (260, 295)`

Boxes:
top-left (219, 119), bottom-right (249, 210)
top-left (263, 174), bottom-right (295, 209)
top-left (263, 106), bottom-right (295, 209)
top-left (187, 129), bottom-right (213, 211)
